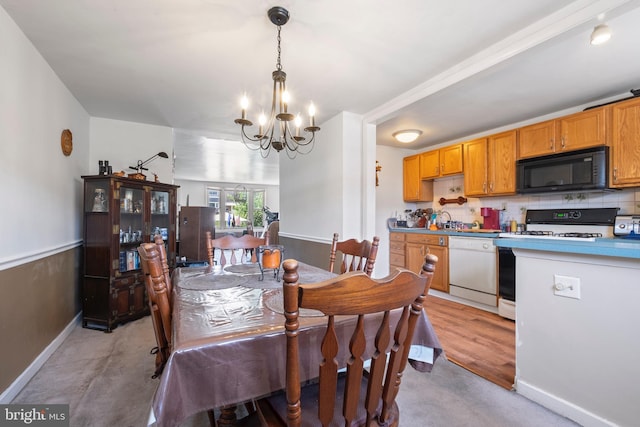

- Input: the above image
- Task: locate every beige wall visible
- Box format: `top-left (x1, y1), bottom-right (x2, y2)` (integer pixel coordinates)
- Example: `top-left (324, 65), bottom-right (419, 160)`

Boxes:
top-left (0, 248), bottom-right (82, 392)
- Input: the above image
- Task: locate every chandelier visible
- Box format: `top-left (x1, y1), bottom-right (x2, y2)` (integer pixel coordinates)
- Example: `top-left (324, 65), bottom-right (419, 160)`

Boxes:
top-left (234, 6), bottom-right (320, 158)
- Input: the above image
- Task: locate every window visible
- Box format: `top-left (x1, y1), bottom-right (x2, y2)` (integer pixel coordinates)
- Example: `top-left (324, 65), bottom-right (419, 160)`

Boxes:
top-left (207, 187), bottom-right (265, 229)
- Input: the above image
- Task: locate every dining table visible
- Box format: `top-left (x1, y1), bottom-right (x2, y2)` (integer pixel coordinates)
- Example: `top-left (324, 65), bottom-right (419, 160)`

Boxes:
top-left (149, 261), bottom-right (443, 427)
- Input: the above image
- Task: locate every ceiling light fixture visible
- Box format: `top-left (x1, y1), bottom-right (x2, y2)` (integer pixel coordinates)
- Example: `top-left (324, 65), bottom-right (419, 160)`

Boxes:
top-left (590, 24), bottom-right (611, 45)
top-left (234, 6), bottom-right (320, 159)
top-left (392, 129), bottom-right (423, 143)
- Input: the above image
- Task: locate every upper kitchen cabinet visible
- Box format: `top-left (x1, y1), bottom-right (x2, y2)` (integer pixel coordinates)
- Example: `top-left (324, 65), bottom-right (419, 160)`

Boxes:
top-left (440, 144), bottom-right (464, 176)
top-left (419, 144), bottom-right (463, 179)
top-left (610, 97), bottom-right (640, 188)
top-left (403, 154), bottom-right (434, 202)
top-left (464, 130), bottom-right (517, 197)
top-left (419, 150), bottom-right (440, 179)
top-left (518, 108), bottom-right (607, 159)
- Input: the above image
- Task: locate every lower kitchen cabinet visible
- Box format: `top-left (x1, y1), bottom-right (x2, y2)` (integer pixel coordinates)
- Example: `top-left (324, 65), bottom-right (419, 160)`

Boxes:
top-left (404, 234), bottom-right (449, 293)
top-left (389, 233), bottom-right (405, 270)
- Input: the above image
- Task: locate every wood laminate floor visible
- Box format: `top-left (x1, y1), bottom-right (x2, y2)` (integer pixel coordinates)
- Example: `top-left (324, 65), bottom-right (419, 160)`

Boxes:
top-left (425, 294), bottom-right (516, 390)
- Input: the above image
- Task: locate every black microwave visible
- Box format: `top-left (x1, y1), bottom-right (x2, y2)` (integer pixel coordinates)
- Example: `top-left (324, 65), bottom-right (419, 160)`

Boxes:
top-left (516, 146), bottom-right (609, 194)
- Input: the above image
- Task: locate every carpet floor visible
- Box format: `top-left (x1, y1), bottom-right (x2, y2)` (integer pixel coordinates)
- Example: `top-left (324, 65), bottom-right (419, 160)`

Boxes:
top-left (11, 315), bottom-right (580, 426)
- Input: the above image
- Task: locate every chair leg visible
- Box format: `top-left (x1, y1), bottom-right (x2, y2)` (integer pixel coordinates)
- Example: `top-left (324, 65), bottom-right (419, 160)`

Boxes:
top-left (217, 405), bottom-right (237, 426)
top-left (244, 401), bottom-right (256, 414)
top-left (207, 409), bottom-right (218, 427)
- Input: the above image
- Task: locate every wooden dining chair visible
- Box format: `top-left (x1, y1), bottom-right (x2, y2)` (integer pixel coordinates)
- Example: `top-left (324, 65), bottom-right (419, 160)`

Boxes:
top-left (328, 233), bottom-right (380, 276)
top-left (206, 232), bottom-right (266, 267)
top-left (141, 241), bottom-right (251, 426)
top-left (253, 253), bottom-right (437, 426)
top-left (154, 234), bottom-right (173, 302)
top-left (138, 242), bottom-right (172, 378)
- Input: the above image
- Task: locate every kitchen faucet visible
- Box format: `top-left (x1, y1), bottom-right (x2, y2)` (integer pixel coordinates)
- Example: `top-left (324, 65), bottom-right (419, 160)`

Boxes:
top-left (438, 210), bottom-right (452, 227)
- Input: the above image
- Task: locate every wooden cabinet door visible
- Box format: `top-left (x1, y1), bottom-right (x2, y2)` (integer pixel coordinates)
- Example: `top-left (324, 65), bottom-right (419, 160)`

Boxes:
top-left (463, 138), bottom-right (488, 196)
top-left (403, 155), bottom-right (433, 202)
top-left (517, 119), bottom-right (556, 159)
top-left (419, 150), bottom-right (440, 179)
top-left (440, 144), bottom-right (464, 176)
top-left (405, 242), bottom-right (426, 275)
top-left (403, 155), bottom-right (420, 201)
top-left (488, 130), bottom-right (517, 195)
top-left (425, 244), bottom-right (448, 292)
top-left (557, 107), bottom-right (607, 152)
top-left (611, 98), bottom-right (640, 187)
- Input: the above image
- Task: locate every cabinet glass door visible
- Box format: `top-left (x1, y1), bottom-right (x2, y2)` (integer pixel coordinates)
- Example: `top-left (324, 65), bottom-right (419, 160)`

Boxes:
top-left (151, 190), bottom-right (170, 243)
top-left (119, 186), bottom-right (144, 272)
top-left (84, 179), bottom-right (109, 213)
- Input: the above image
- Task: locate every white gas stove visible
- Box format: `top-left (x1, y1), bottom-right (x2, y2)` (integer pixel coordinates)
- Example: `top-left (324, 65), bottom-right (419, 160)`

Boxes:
top-left (498, 208), bottom-right (619, 241)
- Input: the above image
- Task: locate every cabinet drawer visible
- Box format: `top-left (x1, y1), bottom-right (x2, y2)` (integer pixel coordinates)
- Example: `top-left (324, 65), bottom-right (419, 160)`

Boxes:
top-left (389, 241), bottom-right (405, 253)
top-left (406, 234), bottom-right (448, 246)
top-left (389, 253), bottom-right (405, 267)
top-left (389, 233), bottom-right (405, 242)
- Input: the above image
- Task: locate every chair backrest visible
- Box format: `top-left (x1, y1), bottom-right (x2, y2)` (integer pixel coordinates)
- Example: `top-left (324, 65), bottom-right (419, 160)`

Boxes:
top-left (328, 233), bottom-right (380, 276)
top-left (205, 232), bottom-right (266, 267)
top-left (138, 242), bottom-right (173, 376)
top-left (265, 220), bottom-right (280, 245)
top-left (281, 253), bottom-right (437, 426)
top-left (153, 234), bottom-right (172, 299)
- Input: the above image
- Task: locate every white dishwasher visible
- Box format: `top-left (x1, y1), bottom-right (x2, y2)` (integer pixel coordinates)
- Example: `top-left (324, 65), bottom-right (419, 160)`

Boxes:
top-left (448, 236), bottom-right (497, 307)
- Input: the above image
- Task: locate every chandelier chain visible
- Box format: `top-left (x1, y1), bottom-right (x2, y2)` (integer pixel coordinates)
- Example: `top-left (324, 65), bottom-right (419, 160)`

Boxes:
top-left (276, 26), bottom-right (282, 71)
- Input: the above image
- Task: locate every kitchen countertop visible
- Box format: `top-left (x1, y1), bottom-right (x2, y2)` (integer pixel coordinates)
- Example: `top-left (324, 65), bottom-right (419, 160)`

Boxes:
top-left (388, 227), bottom-right (501, 238)
top-left (495, 236), bottom-right (640, 259)
top-left (389, 227), bottom-right (640, 259)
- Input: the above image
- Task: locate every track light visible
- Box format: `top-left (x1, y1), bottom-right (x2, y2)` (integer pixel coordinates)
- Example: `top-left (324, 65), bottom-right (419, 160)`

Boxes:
top-left (590, 24), bottom-right (611, 45)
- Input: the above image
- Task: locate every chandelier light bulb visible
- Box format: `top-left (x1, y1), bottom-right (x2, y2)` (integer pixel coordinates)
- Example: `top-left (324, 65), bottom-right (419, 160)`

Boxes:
top-left (308, 103), bottom-right (316, 127)
top-left (240, 95), bottom-right (249, 119)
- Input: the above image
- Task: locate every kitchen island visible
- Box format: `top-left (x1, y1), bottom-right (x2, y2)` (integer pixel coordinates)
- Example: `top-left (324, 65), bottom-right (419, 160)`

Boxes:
top-left (494, 236), bottom-right (640, 427)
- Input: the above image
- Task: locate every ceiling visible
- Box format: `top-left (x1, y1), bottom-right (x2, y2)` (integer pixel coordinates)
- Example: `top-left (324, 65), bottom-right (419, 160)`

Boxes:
top-left (3, 0), bottom-right (640, 184)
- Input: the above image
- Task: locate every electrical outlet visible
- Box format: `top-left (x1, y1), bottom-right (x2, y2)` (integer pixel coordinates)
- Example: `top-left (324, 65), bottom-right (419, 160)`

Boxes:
top-left (553, 275), bottom-right (581, 299)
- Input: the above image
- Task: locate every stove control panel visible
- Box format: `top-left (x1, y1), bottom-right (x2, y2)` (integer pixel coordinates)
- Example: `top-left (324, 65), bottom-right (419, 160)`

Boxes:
top-left (614, 215), bottom-right (640, 236)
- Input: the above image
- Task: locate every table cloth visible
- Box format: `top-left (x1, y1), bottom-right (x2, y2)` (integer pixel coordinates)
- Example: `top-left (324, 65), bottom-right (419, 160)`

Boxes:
top-left (150, 262), bottom-right (442, 427)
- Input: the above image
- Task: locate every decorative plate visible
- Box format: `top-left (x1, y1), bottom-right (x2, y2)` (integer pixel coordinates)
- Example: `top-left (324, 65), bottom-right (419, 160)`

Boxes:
top-left (61, 129), bottom-right (73, 156)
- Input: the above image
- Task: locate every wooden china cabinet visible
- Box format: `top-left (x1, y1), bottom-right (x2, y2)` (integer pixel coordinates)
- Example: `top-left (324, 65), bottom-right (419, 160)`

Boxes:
top-left (82, 175), bottom-right (178, 331)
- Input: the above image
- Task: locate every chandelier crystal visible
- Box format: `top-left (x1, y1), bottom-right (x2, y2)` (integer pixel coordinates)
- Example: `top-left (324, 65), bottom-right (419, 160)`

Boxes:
top-left (234, 6), bottom-right (320, 158)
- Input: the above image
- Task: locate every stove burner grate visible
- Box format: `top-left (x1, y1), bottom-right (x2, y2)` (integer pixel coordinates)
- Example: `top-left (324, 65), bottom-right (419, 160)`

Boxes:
top-left (555, 232), bottom-right (603, 239)
top-left (514, 231), bottom-right (553, 236)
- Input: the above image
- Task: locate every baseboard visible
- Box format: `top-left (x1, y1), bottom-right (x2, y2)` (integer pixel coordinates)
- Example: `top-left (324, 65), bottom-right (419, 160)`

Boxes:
top-left (0, 313), bottom-right (82, 403)
top-left (516, 380), bottom-right (617, 427)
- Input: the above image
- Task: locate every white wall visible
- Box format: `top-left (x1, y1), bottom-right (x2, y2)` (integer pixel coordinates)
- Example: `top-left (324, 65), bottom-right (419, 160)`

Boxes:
top-left (89, 118), bottom-right (173, 183)
top-left (0, 6), bottom-right (90, 267)
top-left (374, 144), bottom-right (415, 277)
top-left (514, 250), bottom-right (640, 427)
top-left (280, 112), bottom-right (346, 244)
